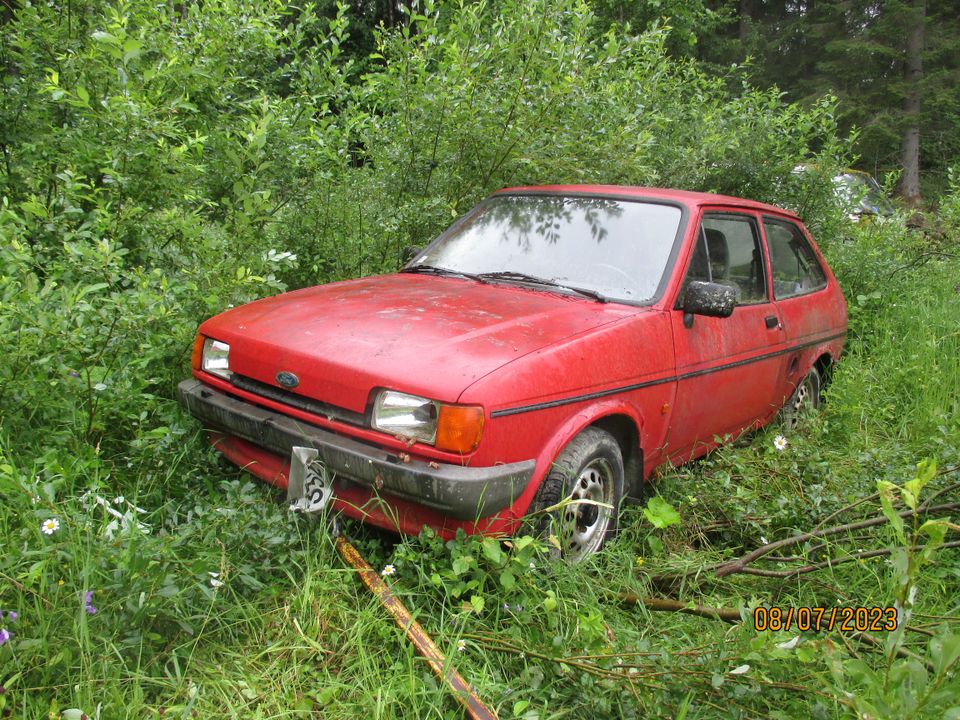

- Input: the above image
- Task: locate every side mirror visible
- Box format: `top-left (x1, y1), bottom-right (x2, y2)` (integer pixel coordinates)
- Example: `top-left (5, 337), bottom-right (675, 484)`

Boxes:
top-left (682, 281), bottom-right (736, 327)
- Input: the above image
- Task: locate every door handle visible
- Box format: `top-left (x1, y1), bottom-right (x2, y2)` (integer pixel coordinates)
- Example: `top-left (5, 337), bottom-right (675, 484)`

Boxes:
top-left (765, 315), bottom-right (781, 329)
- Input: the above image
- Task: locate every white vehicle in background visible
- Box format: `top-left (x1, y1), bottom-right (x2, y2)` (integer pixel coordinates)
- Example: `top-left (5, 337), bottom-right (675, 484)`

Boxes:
top-left (794, 165), bottom-right (897, 222)
top-left (832, 169), bottom-right (896, 222)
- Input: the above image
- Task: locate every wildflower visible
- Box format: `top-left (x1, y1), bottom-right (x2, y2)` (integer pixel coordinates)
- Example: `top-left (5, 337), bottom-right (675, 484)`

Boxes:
top-left (528, 562), bottom-right (536, 570)
top-left (9, 611), bottom-right (18, 622)
top-left (457, 639), bottom-right (467, 653)
top-left (113, 496), bottom-right (125, 505)
top-left (381, 564), bottom-right (396, 577)
top-left (773, 435), bottom-right (789, 451)
top-left (0, 628), bottom-right (11, 645)
top-left (208, 572), bottom-right (223, 588)
top-left (83, 591), bottom-right (97, 615)
top-left (41, 518), bottom-right (60, 535)
top-left (635, 556), bottom-right (645, 567)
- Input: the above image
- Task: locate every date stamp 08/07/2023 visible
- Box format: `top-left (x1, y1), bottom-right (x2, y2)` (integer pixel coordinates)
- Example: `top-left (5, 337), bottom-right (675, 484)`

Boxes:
top-left (753, 606), bottom-right (899, 633)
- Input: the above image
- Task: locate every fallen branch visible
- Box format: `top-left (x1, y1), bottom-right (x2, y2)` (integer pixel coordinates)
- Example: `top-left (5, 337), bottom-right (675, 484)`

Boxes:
top-left (738, 540), bottom-right (960, 580)
top-left (715, 502), bottom-right (960, 578)
top-left (853, 630), bottom-right (934, 672)
top-left (618, 594), bottom-right (742, 623)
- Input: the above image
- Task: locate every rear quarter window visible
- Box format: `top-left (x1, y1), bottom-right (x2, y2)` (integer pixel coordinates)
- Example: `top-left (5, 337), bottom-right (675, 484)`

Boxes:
top-left (763, 219), bottom-right (827, 300)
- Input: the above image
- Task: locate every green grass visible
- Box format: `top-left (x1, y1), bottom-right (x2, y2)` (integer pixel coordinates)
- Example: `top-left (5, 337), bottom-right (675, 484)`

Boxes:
top-left (1, 228), bottom-right (959, 719)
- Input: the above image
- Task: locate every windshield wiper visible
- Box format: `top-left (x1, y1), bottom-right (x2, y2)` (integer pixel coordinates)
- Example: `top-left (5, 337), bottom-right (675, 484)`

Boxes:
top-left (477, 271), bottom-right (608, 303)
top-left (402, 264), bottom-right (489, 284)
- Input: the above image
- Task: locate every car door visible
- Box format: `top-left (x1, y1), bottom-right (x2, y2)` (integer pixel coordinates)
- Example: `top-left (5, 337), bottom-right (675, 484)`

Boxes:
top-left (763, 215), bottom-right (843, 395)
top-left (666, 210), bottom-right (788, 462)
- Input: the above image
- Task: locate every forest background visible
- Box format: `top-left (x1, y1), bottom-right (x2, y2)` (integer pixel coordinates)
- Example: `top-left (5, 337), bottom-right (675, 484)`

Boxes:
top-left (1, 0), bottom-right (959, 718)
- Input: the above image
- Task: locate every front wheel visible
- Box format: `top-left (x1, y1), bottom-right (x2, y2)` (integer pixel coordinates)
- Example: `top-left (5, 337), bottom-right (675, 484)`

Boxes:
top-left (530, 427), bottom-right (624, 562)
top-left (780, 367), bottom-right (821, 431)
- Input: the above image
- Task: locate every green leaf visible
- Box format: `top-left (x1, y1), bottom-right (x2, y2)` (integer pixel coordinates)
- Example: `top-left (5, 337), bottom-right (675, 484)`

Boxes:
top-left (904, 458), bottom-right (937, 508)
top-left (451, 555), bottom-right (473, 576)
top-left (91, 30), bottom-right (117, 44)
top-left (513, 535), bottom-right (535, 551)
top-left (469, 594), bottom-right (485, 614)
top-left (481, 537), bottom-right (505, 566)
top-left (499, 570), bottom-right (516, 590)
top-left (19, 199), bottom-right (48, 219)
top-left (877, 480), bottom-right (906, 544)
top-left (76, 283), bottom-right (109, 300)
top-left (75, 86), bottom-right (89, 105)
top-left (122, 38), bottom-right (142, 64)
top-left (929, 632), bottom-right (960, 677)
top-left (643, 496), bottom-right (681, 529)
top-left (919, 519), bottom-right (948, 545)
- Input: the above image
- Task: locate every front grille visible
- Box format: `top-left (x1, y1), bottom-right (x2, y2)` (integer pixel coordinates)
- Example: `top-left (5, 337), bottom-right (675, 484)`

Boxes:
top-left (230, 374), bottom-right (366, 427)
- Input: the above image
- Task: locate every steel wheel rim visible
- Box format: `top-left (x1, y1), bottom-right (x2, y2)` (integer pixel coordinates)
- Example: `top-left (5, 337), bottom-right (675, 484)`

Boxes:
top-left (786, 374), bottom-right (814, 430)
top-left (561, 458), bottom-right (614, 560)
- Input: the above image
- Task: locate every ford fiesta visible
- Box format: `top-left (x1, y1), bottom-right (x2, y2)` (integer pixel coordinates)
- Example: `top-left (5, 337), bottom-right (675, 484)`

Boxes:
top-left (178, 186), bottom-right (847, 560)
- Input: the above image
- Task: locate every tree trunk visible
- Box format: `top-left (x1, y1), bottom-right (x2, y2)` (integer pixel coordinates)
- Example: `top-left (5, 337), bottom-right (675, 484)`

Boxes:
top-left (899, 0), bottom-right (925, 207)
top-left (738, 0), bottom-right (752, 46)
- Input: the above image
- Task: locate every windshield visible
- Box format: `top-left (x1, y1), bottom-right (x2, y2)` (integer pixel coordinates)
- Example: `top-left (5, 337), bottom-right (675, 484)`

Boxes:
top-left (408, 195), bottom-right (683, 303)
top-left (834, 173), bottom-right (896, 216)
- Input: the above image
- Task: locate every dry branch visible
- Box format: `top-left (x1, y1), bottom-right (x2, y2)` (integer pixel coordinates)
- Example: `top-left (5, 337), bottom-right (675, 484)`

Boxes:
top-left (738, 540), bottom-right (960, 580)
top-left (618, 594), bottom-right (742, 623)
top-left (715, 502), bottom-right (959, 578)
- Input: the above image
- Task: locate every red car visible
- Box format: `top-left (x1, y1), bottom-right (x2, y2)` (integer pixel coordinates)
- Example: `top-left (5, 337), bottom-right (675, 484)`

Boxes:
top-left (179, 186), bottom-right (846, 559)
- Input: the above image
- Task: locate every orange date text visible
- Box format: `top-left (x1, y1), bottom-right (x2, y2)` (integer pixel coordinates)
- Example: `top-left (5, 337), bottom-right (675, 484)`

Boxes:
top-left (752, 606), bottom-right (898, 633)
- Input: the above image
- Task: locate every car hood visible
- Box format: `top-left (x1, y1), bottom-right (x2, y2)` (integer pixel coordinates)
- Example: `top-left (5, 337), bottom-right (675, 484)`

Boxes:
top-left (200, 273), bottom-right (640, 412)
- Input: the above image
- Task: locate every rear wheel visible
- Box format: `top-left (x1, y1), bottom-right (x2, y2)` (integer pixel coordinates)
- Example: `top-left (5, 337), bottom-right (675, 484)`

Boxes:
top-left (530, 427), bottom-right (624, 562)
top-left (781, 367), bottom-right (821, 431)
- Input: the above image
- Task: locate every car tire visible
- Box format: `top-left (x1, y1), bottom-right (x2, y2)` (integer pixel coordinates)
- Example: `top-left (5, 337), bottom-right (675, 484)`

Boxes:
top-left (530, 427), bottom-right (624, 562)
top-left (780, 367), bottom-right (821, 431)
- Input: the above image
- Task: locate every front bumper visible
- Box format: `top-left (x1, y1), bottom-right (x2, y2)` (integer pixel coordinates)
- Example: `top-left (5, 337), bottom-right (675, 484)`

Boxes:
top-left (177, 378), bottom-right (535, 520)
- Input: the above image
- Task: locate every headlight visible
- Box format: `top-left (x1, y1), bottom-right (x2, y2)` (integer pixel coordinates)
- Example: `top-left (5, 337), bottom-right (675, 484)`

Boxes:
top-left (372, 390), bottom-right (484, 454)
top-left (200, 338), bottom-right (232, 380)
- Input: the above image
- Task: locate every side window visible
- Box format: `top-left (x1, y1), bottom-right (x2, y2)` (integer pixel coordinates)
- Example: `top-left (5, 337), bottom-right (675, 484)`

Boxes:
top-left (682, 214), bottom-right (767, 305)
top-left (764, 219), bottom-right (827, 299)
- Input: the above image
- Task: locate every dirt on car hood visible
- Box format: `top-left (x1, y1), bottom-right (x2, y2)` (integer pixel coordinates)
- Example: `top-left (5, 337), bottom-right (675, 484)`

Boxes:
top-left (200, 273), bottom-right (640, 412)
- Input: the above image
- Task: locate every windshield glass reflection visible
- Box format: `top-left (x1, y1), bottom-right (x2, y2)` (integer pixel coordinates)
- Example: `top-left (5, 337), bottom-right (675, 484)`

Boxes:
top-left (409, 195), bottom-right (682, 303)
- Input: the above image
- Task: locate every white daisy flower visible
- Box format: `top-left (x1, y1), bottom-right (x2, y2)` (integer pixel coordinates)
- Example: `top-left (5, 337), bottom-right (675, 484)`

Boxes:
top-left (457, 639), bottom-right (467, 653)
top-left (381, 564), bottom-right (396, 577)
top-left (41, 518), bottom-right (60, 535)
top-left (773, 435), bottom-right (789, 451)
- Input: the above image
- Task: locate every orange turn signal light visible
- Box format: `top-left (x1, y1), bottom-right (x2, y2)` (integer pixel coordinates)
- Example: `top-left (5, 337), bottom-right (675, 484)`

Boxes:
top-left (435, 404), bottom-right (485, 454)
top-left (191, 333), bottom-right (204, 371)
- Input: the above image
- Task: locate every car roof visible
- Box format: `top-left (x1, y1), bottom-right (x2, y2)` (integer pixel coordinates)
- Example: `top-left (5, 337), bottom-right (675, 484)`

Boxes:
top-left (495, 185), bottom-right (800, 219)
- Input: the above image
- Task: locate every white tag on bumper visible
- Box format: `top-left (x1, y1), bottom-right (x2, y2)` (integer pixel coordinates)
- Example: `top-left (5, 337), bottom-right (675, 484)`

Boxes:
top-left (287, 446), bottom-right (334, 513)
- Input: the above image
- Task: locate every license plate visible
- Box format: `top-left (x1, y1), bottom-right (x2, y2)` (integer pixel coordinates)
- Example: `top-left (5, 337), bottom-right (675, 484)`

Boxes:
top-left (287, 446), bottom-right (333, 513)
